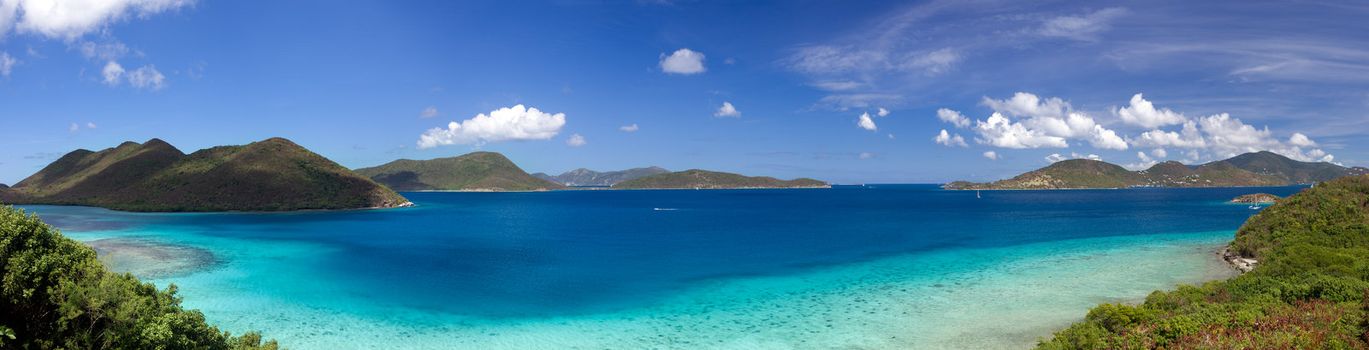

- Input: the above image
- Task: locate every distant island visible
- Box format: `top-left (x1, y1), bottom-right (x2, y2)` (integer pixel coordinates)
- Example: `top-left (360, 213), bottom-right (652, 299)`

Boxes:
top-left (0, 138), bottom-right (408, 212)
top-left (612, 169), bottom-right (829, 189)
top-left (947, 151), bottom-right (1368, 190)
top-left (533, 166), bottom-right (670, 187)
top-left (355, 152), bottom-right (564, 192)
top-left (1230, 193), bottom-right (1279, 204)
top-left (1039, 174), bottom-right (1369, 348)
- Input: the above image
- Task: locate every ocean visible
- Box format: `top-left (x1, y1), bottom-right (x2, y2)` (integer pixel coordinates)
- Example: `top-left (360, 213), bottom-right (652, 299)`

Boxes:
top-left (17, 184), bottom-right (1303, 349)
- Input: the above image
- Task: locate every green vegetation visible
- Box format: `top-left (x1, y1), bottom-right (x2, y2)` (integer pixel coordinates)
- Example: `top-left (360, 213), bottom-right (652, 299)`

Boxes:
top-left (355, 151), bottom-right (564, 191)
top-left (1037, 175), bottom-right (1369, 349)
top-left (532, 166), bottom-right (670, 186)
top-left (612, 169), bottom-right (828, 189)
top-left (0, 205), bottom-right (278, 349)
top-left (0, 138), bottom-right (408, 212)
top-left (947, 151), bottom-right (1365, 190)
top-left (1230, 193), bottom-right (1280, 204)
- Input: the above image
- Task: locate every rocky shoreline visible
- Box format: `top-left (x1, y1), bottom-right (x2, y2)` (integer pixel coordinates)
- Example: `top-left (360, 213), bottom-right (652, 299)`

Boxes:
top-left (1219, 247), bottom-right (1258, 273)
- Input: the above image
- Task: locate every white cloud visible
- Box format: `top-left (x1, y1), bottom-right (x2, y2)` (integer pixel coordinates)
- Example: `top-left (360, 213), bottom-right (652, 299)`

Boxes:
top-left (857, 112), bottom-right (877, 131)
top-left (660, 48), bottom-right (706, 75)
top-left (566, 133), bottom-right (586, 147)
top-left (816, 93), bottom-right (902, 110)
top-left (714, 101), bottom-right (740, 118)
top-left (1046, 152), bottom-right (1102, 163)
top-left (68, 123), bottom-right (79, 132)
top-left (125, 64), bottom-right (164, 90)
top-left (420, 106), bottom-right (439, 118)
top-left (967, 92), bottom-right (1127, 150)
top-left (1039, 7), bottom-right (1128, 41)
top-left (810, 81), bottom-right (863, 91)
top-left (901, 48), bottom-right (960, 75)
top-left (1288, 132), bottom-right (1316, 147)
top-left (974, 112), bottom-right (1068, 149)
top-left (0, 51), bottom-right (15, 76)
top-left (982, 151), bottom-right (998, 160)
top-left (859, 152), bottom-right (874, 160)
top-left (1, 0), bottom-right (193, 40)
top-left (933, 129), bottom-right (966, 147)
top-left (619, 123), bottom-right (639, 132)
top-left (877, 107), bottom-right (890, 117)
top-left (101, 61), bottom-right (124, 85)
top-left (76, 40), bottom-right (129, 61)
top-left (1152, 148), bottom-right (1167, 158)
top-left (1127, 151), bottom-right (1158, 170)
top-left (417, 104), bottom-right (566, 149)
top-left (1117, 93), bottom-right (1185, 128)
top-left (982, 92), bottom-right (1070, 120)
top-left (85, 122), bottom-right (96, 129)
top-left (936, 108), bottom-right (971, 128)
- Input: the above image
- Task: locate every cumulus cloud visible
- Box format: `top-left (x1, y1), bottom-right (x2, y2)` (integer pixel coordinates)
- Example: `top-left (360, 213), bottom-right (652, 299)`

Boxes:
top-left (936, 108), bottom-right (970, 128)
top-left (1152, 148), bottom-right (1167, 158)
top-left (964, 93), bottom-right (1128, 150)
top-left (0, 51), bottom-right (15, 77)
top-left (101, 61), bottom-right (124, 85)
top-left (420, 106), bottom-right (439, 118)
top-left (974, 112), bottom-right (1069, 149)
top-left (877, 107), bottom-right (890, 117)
top-left (714, 101), bottom-right (740, 118)
top-left (125, 64), bottom-right (164, 90)
top-left (1039, 7), bottom-right (1128, 41)
top-left (660, 48), bottom-right (706, 75)
top-left (1129, 111), bottom-right (1334, 163)
top-left (86, 122), bottom-right (97, 129)
top-left (859, 152), bottom-right (874, 160)
top-left (0, 0), bottom-right (193, 40)
top-left (1117, 93), bottom-right (1185, 128)
top-left (417, 104), bottom-right (566, 149)
top-left (68, 121), bottom-right (97, 132)
top-left (1288, 132), bottom-right (1316, 147)
top-left (857, 112), bottom-right (877, 131)
top-left (619, 123), bottom-right (639, 132)
top-left (934, 129), bottom-right (967, 147)
top-left (983, 151), bottom-right (999, 160)
top-left (566, 133), bottom-right (586, 147)
top-left (1126, 151), bottom-right (1159, 170)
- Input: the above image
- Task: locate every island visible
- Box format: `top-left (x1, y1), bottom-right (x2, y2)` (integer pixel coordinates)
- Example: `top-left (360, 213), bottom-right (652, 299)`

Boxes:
top-left (1230, 193), bottom-right (1280, 204)
top-left (611, 169), bottom-right (829, 189)
top-left (355, 151), bottom-right (564, 192)
top-left (0, 138), bottom-right (409, 212)
top-left (532, 166), bottom-right (670, 187)
top-left (1039, 174), bottom-right (1369, 349)
top-left (946, 151), bottom-right (1368, 190)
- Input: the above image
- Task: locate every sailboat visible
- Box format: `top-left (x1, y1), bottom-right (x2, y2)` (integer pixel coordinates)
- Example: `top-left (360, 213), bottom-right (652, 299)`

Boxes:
top-left (977, 190), bottom-right (982, 199)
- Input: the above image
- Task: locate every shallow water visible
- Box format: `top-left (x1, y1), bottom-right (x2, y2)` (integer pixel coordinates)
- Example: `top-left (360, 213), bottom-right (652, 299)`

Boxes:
top-left (17, 185), bottom-right (1302, 349)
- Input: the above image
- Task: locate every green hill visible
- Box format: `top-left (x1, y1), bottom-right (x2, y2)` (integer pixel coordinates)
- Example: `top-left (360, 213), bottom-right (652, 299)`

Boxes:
top-left (1039, 174), bottom-right (1369, 349)
top-left (0, 138), bottom-right (409, 212)
top-left (355, 151), bottom-right (564, 191)
top-left (533, 166), bottom-right (670, 186)
top-left (612, 169), bottom-right (828, 189)
top-left (947, 152), bottom-right (1362, 190)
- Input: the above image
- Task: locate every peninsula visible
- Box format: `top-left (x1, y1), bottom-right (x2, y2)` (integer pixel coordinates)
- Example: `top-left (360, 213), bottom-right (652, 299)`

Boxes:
top-left (355, 152), bottom-right (564, 192)
top-left (533, 166), bottom-right (670, 187)
top-left (612, 169), bottom-right (829, 189)
top-left (946, 151), bottom-right (1368, 190)
top-left (0, 138), bottom-right (408, 212)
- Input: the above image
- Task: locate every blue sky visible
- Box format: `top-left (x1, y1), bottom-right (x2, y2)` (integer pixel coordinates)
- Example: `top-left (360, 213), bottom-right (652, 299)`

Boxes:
top-left (2, 0), bottom-right (1367, 184)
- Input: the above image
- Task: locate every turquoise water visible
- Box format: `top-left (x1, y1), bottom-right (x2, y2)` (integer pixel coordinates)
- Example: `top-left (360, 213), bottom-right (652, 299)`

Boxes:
top-left (17, 185), bottom-right (1303, 349)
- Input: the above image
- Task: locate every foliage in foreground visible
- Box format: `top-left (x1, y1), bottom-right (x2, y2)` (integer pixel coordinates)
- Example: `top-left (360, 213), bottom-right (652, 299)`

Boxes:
top-left (1038, 175), bottom-right (1369, 349)
top-left (0, 205), bottom-right (278, 349)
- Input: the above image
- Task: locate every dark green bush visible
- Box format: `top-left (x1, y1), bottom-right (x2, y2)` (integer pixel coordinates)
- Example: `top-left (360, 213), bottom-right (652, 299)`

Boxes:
top-left (0, 205), bottom-right (278, 349)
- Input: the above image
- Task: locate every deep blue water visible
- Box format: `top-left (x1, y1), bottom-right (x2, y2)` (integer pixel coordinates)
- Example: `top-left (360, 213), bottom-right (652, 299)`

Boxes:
top-left (21, 185), bottom-right (1301, 319)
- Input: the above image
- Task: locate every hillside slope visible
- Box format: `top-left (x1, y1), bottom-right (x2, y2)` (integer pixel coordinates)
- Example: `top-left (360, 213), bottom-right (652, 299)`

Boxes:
top-left (0, 138), bottom-right (409, 212)
top-left (533, 166), bottom-right (670, 186)
top-left (1039, 175), bottom-right (1369, 349)
top-left (612, 169), bottom-right (828, 189)
top-left (948, 151), bottom-right (1363, 190)
top-left (355, 152), bottom-right (563, 191)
